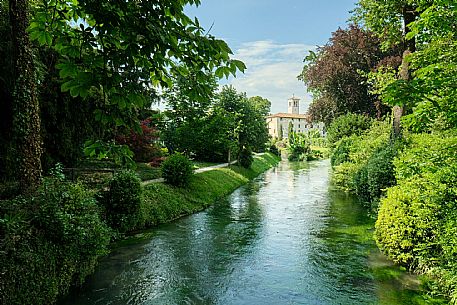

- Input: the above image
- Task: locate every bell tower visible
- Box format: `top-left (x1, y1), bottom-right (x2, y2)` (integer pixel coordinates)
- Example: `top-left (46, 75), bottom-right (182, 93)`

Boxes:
top-left (288, 95), bottom-right (300, 114)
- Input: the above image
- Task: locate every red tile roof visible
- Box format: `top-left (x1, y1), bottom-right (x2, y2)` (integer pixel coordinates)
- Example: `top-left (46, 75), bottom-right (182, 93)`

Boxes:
top-left (267, 113), bottom-right (310, 120)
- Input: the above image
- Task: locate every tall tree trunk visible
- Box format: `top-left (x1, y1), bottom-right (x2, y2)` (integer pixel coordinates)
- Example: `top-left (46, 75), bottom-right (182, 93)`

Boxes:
top-left (393, 6), bottom-right (418, 138)
top-left (9, 0), bottom-right (42, 193)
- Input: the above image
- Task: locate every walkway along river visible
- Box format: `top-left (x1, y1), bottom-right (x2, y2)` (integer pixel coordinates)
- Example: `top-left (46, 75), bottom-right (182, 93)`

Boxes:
top-left (59, 160), bottom-right (445, 305)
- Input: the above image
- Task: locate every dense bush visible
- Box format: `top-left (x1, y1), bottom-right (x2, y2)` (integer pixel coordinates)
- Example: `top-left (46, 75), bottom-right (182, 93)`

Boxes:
top-left (288, 132), bottom-right (311, 161)
top-left (332, 120), bottom-right (391, 193)
top-left (103, 170), bottom-right (144, 232)
top-left (365, 143), bottom-right (397, 203)
top-left (331, 136), bottom-right (354, 166)
top-left (115, 118), bottom-right (162, 163)
top-left (375, 132), bottom-right (457, 300)
top-left (326, 113), bottom-right (373, 145)
top-left (354, 142), bottom-right (398, 207)
top-left (0, 179), bottom-right (110, 305)
top-left (268, 144), bottom-right (280, 157)
top-left (239, 147), bottom-right (254, 168)
top-left (161, 153), bottom-right (194, 186)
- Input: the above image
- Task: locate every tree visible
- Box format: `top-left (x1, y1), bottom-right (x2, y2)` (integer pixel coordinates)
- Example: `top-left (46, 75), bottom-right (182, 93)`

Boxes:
top-left (2, 0), bottom-right (246, 184)
top-left (161, 69), bottom-right (218, 157)
top-left (366, 1), bottom-right (457, 131)
top-left (299, 25), bottom-right (399, 123)
top-left (216, 86), bottom-right (269, 165)
top-left (278, 125), bottom-right (283, 140)
top-left (29, 0), bottom-right (245, 131)
top-left (9, 0), bottom-right (42, 193)
top-left (249, 96), bottom-right (271, 116)
top-left (305, 96), bottom-right (338, 126)
top-left (352, 0), bottom-right (427, 136)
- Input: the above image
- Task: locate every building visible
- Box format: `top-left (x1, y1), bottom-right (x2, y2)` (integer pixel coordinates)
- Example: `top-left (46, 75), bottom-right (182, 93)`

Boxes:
top-left (266, 96), bottom-right (325, 139)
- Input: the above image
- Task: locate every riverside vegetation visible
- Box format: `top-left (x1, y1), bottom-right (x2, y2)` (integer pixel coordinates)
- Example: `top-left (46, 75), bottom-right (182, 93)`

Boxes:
top-left (328, 116), bottom-right (457, 302)
top-left (0, 1), bottom-right (277, 304)
top-left (299, 1), bottom-right (457, 301)
top-left (1, 0), bottom-right (457, 304)
top-left (0, 153), bottom-right (279, 305)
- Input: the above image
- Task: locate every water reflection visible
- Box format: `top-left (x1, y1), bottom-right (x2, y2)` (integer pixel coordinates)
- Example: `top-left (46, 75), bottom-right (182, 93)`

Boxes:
top-left (59, 159), bottom-right (443, 305)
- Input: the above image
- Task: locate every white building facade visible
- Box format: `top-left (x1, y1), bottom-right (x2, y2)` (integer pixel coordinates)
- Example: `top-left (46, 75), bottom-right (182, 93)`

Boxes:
top-left (266, 96), bottom-right (325, 139)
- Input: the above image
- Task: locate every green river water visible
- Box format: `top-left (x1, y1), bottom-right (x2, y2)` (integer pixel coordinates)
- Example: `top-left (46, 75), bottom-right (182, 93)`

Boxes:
top-left (59, 160), bottom-right (446, 305)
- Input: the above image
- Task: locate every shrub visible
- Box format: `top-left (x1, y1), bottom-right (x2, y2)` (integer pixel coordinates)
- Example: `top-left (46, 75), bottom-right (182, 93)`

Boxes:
top-left (288, 132), bottom-right (310, 161)
top-left (393, 133), bottom-right (457, 182)
top-left (331, 136), bottom-right (353, 166)
top-left (0, 179), bottom-right (110, 305)
top-left (239, 147), bottom-right (254, 168)
top-left (104, 170), bottom-right (143, 232)
top-left (269, 144), bottom-right (280, 157)
top-left (353, 142), bottom-right (398, 207)
top-left (326, 113), bottom-right (372, 145)
top-left (332, 120), bottom-right (391, 192)
top-left (161, 153), bottom-right (194, 186)
top-left (365, 143), bottom-right (397, 203)
top-left (353, 165), bottom-right (370, 204)
top-left (115, 118), bottom-right (161, 162)
top-left (375, 132), bottom-right (457, 300)
top-left (375, 174), bottom-right (450, 267)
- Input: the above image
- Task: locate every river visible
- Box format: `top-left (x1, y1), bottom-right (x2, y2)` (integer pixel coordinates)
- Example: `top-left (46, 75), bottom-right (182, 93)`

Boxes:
top-left (59, 160), bottom-right (444, 305)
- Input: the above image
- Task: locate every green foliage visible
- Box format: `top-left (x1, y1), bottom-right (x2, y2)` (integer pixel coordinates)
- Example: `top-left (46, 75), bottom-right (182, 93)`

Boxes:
top-left (104, 170), bottom-right (143, 232)
top-left (83, 140), bottom-right (135, 169)
top-left (331, 136), bottom-right (354, 166)
top-left (249, 96), bottom-right (271, 116)
top-left (357, 1), bottom-right (457, 132)
top-left (353, 141), bottom-right (399, 207)
top-left (327, 113), bottom-right (373, 145)
top-left (142, 153), bottom-right (280, 226)
top-left (393, 132), bottom-right (457, 182)
top-left (332, 119), bottom-right (392, 193)
top-left (162, 83), bottom-right (269, 162)
top-left (0, 179), bottom-right (110, 305)
top-left (29, 0), bottom-right (245, 130)
top-left (288, 132), bottom-right (311, 161)
top-left (161, 153), bottom-right (194, 186)
top-left (351, 0), bottom-right (410, 50)
top-left (239, 147), bottom-right (253, 168)
top-left (366, 143), bottom-right (398, 202)
top-left (216, 86), bottom-right (270, 157)
top-left (375, 132), bottom-right (457, 301)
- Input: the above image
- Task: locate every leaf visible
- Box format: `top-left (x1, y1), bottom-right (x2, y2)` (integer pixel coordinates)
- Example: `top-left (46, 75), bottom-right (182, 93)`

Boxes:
top-left (57, 62), bottom-right (78, 78)
top-left (215, 67), bottom-right (225, 78)
top-left (232, 59), bottom-right (246, 73)
top-left (61, 80), bottom-right (74, 92)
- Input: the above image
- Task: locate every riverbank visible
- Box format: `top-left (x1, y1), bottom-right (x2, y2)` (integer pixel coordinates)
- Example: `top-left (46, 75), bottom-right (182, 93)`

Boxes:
top-left (0, 152), bottom-right (280, 305)
top-left (140, 152), bottom-right (280, 227)
top-left (58, 159), bottom-right (445, 305)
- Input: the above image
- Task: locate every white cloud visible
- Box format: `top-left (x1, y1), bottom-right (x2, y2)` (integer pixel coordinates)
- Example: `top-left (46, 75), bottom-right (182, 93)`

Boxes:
top-left (225, 40), bottom-right (316, 114)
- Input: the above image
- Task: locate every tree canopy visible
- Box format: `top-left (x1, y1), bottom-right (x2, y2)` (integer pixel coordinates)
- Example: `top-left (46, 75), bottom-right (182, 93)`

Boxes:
top-left (299, 25), bottom-right (399, 124)
top-left (29, 0), bottom-right (245, 130)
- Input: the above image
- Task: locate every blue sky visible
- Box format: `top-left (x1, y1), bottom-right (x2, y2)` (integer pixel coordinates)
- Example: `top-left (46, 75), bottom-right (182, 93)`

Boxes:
top-left (185, 0), bottom-right (357, 114)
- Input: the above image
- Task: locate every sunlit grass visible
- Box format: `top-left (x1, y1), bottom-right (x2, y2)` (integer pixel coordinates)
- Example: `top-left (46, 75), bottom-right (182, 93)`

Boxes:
top-left (141, 153), bottom-right (280, 227)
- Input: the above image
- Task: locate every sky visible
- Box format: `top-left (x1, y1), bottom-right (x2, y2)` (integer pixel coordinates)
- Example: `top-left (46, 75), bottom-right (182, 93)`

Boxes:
top-left (185, 0), bottom-right (357, 114)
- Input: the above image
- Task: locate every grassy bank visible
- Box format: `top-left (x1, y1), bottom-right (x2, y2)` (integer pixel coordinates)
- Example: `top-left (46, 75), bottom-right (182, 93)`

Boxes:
top-left (141, 152), bottom-right (280, 227)
top-left (0, 152), bottom-right (279, 305)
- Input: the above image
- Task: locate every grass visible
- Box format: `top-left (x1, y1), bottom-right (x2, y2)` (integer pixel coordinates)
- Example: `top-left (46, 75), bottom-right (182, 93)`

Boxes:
top-left (135, 162), bottom-right (161, 181)
top-left (140, 152), bottom-right (280, 227)
top-left (311, 145), bottom-right (330, 158)
top-left (191, 160), bottom-right (219, 169)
